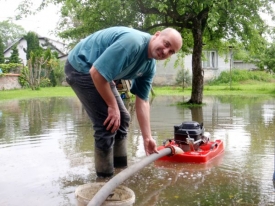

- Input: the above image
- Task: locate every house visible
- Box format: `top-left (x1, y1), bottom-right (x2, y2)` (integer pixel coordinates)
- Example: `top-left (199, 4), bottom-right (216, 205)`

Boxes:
top-left (233, 60), bottom-right (259, 70)
top-left (154, 49), bottom-right (232, 85)
top-left (4, 35), bottom-right (67, 65)
top-left (1, 36), bottom-right (67, 90)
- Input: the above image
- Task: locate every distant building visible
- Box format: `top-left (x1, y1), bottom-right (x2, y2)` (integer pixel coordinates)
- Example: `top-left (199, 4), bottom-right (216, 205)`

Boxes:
top-left (4, 35), bottom-right (67, 65)
top-left (233, 60), bottom-right (259, 71)
top-left (154, 50), bottom-right (233, 85)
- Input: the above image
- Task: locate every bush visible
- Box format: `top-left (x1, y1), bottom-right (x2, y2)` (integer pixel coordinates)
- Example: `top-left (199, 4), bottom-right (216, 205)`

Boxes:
top-left (208, 69), bottom-right (275, 85)
top-left (18, 67), bottom-right (29, 88)
top-left (175, 68), bottom-right (191, 88)
top-left (49, 70), bottom-right (57, 87)
top-left (52, 61), bottom-right (65, 86)
top-left (0, 63), bottom-right (22, 73)
top-left (40, 78), bottom-right (51, 87)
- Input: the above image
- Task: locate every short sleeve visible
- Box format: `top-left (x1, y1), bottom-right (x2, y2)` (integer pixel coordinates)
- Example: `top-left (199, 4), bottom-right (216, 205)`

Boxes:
top-left (130, 62), bottom-right (156, 100)
top-left (93, 36), bottom-right (140, 82)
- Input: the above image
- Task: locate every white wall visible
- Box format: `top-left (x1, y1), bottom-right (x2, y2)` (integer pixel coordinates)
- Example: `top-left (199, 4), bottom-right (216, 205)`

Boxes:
top-left (4, 38), bottom-right (28, 65)
top-left (4, 38), bottom-right (66, 66)
top-left (154, 52), bottom-right (231, 85)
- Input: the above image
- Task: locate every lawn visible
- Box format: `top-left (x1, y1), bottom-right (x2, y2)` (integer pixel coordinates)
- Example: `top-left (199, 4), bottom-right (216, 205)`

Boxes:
top-left (153, 82), bottom-right (275, 96)
top-left (0, 87), bottom-right (76, 101)
top-left (1, 81), bottom-right (275, 102)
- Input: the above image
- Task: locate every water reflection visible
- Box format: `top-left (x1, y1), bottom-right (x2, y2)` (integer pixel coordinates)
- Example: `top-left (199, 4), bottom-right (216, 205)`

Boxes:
top-left (0, 95), bottom-right (274, 206)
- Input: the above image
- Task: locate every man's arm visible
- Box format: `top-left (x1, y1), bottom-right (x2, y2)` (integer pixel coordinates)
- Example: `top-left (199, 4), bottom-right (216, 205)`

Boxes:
top-left (89, 66), bottom-right (120, 133)
top-left (135, 95), bottom-right (158, 155)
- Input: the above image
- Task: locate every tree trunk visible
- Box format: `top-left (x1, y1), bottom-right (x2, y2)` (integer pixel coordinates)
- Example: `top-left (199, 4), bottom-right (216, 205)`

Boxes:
top-left (188, 24), bottom-right (204, 104)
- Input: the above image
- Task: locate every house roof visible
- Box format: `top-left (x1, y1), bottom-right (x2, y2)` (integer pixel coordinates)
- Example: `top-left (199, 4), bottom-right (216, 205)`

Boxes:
top-left (4, 37), bottom-right (24, 53)
top-left (4, 34), bottom-right (67, 56)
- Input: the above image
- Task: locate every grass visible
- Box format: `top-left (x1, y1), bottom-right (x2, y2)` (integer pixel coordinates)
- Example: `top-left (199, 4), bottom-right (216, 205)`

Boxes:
top-left (1, 82), bottom-right (274, 102)
top-left (153, 82), bottom-right (275, 97)
top-left (1, 70), bottom-right (275, 101)
top-left (0, 87), bottom-right (76, 101)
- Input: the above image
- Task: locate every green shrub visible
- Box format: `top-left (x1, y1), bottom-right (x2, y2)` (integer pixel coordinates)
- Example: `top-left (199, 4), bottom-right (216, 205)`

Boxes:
top-left (8, 45), bottom-right (21, 64)
top-left (53, 61), bottom-right (65, 86)
top-left (175, 68), bottom-right (191, 88)
top-left (0, 63), bottom-right (22, 73)
top-left (18, 67), bottom-right (29, 88)
top-left (49, 70), bottom-right (57, 87)
top-left (40, 78), bottom-right (51, 87)
top-left (208, 69), bottom-right (275, 85)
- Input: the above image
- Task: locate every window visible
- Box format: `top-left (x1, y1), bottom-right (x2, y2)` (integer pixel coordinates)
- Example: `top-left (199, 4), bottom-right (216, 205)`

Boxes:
top-left (202, 51), bottom-right (218, 69)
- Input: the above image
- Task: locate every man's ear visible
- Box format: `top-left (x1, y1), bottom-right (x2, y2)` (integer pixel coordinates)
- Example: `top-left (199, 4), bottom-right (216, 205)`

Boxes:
top-left (154, 31), bottom-right (161, 36)
top-left (151, 31), bottom-right (161, 40)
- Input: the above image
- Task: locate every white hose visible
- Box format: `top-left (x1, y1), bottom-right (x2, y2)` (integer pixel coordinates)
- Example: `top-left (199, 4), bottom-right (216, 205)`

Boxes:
top-left (88, 146), bottom-right (182, 206)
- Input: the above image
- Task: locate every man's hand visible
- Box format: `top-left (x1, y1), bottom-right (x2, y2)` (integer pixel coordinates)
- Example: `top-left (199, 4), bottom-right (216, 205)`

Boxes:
top-left (104, 105), bottom-right (120, 133)
top-left (134, 96), bottom-right (158, 156)
top-left (90, 66), bottom-right (121, 133)
top-left (143, 137), bottom-right (159, 156)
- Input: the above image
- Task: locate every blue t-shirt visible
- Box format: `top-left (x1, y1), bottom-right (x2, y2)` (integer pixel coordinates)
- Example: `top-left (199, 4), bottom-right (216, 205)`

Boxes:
top-left (68, 26), bottom-right (156, 100)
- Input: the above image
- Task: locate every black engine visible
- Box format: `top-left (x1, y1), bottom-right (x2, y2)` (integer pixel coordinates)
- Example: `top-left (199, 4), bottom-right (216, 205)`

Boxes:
top-left (174, 121), bottom-right (205, 145)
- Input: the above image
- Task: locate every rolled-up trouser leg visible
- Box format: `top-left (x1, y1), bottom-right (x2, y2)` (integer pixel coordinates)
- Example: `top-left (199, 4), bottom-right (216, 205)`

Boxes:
top-left (94, 145), bottom-right (114, 177)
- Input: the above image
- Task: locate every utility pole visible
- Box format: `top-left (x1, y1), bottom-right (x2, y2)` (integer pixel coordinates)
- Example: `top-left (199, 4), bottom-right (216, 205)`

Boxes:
top-left (229, 46), bottom-right (234, 90)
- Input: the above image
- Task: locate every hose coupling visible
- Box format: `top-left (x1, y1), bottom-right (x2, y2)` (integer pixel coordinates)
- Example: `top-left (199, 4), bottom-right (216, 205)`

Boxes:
top-left (165, 145), bottom-right (176, 156)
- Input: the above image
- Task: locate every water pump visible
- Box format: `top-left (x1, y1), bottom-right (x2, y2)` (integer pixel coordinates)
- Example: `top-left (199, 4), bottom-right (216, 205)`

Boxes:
top-left (174, 121), bottom-right (210, 151)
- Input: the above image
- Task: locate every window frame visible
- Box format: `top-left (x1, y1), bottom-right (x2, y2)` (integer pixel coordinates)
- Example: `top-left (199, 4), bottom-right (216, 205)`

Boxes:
top-left (202, 50), bottom-right (218, 69)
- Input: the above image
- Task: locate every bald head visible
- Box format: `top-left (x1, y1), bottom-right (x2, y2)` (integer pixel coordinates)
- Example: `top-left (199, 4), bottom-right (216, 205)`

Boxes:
top-left (159, 28), bottom-right (182, 52)
top-left (148, 27), bottom-right (183, 60)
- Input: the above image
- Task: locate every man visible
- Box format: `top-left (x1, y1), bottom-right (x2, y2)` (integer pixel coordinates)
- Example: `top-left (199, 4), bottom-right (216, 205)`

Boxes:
top-left (65, 26), bottom-right (182, 178)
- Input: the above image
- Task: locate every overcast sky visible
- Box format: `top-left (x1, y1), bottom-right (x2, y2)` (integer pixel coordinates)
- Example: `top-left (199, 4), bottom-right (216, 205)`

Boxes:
top-left (0, 0), bottom-right (60, 40)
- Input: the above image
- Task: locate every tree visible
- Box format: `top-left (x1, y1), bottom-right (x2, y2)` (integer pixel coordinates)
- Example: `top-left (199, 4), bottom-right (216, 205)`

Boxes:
top-left (0, 20), bottom-right (26, 48)
top-left (27, 48), bottom-right (60, 89)
top-left (0, 36), bottom-right (5, 64)
top-left (24, 32), bottom-right (41, 60)
top-left (20, 31), bottom-right (59, 89)
top-left (24, 49), bottom-right (51, 90)
top-left (257, 42), bottom-right (275, 73)
top-left (41, 49), bottom-right (60, 86)
top-left (175, 68), bottom-right (191, 91)
top-left (133, 0), bottom-right (273, 103)
top-left (17, 0), bottom-right (275, 103)
top-left (55, 0), bottom-right (141, 47)
top-left (8, 45), bottom-right (21, 63)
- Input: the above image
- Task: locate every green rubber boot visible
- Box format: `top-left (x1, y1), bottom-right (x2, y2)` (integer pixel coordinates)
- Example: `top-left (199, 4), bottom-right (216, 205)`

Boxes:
top-left (114, 137), bottom-right (127, 168)
top-left (94, 146), bottom-right (114, 178)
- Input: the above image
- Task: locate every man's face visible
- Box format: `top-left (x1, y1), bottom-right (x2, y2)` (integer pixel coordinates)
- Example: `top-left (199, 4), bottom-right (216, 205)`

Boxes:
top-left (148, 31), bottom-right (182, 60)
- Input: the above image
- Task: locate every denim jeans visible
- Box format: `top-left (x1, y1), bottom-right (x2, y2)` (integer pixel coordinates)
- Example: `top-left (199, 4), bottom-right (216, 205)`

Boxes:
top-left (64, 60), bottom-right (131, 150)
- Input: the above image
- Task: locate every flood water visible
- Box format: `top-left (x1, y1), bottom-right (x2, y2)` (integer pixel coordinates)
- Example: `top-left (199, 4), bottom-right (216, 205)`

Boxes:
top-left (0, 95), bottom-right (274, 206)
